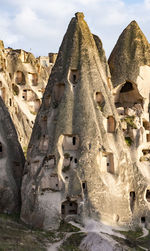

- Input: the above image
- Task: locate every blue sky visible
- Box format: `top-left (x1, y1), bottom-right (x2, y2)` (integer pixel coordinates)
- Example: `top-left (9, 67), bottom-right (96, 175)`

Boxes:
top-left (0, 0), bottom-right (149, 58)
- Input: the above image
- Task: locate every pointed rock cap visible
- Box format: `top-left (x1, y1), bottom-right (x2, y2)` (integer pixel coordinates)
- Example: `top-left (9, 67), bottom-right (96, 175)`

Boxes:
top-left (75, 12), bottom-right (84, 20)
top-left (108, 20), bottom-right (150, 87)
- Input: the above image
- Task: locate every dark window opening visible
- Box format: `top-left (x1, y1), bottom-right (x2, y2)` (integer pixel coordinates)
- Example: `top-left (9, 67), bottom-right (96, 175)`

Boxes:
top-left (82, 182), bottom-right (86, 189)
top-left (70, 69), bottom-right (79, 85)
top-left (89, 143), bottom-right (91, 150)
top-left (130, 191), bottom-right (135, 213)
top-left (141, 217), bottom-right (145, 223)
top-left (56, 184), bottom-right (58, 187)
top-left (146, 190), bottom-right (150, 202)
top-left (73, 137), bottom-right (76, 145)
top-left (142, 149), bottom-right (150, 155)
top-left (0, 143), bottom-right (2, 152)
top-left (130, 191), bottom-right (135, 200)
top-left (9, 98), bottom-right (12, 106)
top-left (61, 200), bottom-right (78, 217)
top-left (74, 158), bottom-right (78, 164)
top-left (120, 82), bottom-right (133, 93)
top-left (70, 157), bottom-right (73, 161)
top-left (73, 75), bottom-right (76, 82)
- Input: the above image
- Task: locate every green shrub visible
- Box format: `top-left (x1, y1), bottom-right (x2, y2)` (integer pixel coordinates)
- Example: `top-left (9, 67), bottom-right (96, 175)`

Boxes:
top-left (124, 116), bottom-right (137, 129)
top-left (125, 137), bottom-right (133, 146)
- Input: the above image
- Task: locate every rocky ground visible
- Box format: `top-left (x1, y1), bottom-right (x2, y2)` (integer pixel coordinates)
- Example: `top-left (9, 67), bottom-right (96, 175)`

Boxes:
top-left (0, 213), bottom-right (150, 250)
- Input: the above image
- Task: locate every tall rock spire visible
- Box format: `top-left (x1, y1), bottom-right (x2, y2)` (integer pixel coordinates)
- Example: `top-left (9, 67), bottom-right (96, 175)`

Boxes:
top-left (21, 13), bottom-right (139, 230)
top-left (108, 20), bottom-right (150, 88)
top-left (109, 21), bottom-right (150, 229)
top-left (0, 97), bottom-right (25, 213)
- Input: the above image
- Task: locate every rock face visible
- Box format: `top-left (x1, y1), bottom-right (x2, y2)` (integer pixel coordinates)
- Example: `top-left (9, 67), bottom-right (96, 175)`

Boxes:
top-left (108, 20), bottom-right (150, 87)
top-left (109, 21), bottom-right (150, 229)
top-left (0, 43), bottom-right (57, 149)
top-left (0, 96), bottom-right (25, 213)
top-left (21, 13), bottom-right (140, 230)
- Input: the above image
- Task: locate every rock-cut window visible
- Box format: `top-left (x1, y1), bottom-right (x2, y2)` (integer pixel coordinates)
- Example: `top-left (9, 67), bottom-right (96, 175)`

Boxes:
top-left (70, 69), bottom-right (79, 86)
top-left (0, 142), bottom-right (2, 152)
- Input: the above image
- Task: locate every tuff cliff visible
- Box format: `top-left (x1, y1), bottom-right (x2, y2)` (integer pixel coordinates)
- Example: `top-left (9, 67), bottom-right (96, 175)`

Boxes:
top-left (21, 13), bottom-right (138, 230)
top-left (0, 43), bottom-right (57, 149)
top-left (109, 20), bottom-right (150, 229)
top-left (0, 96), bottom-right (25, 213)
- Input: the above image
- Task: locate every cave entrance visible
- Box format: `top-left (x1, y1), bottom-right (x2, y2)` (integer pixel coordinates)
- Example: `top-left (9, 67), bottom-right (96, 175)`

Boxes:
top-left (117, 81), bottom-right (143, 108)
top-left (61, 200), bottom-right (78, 217)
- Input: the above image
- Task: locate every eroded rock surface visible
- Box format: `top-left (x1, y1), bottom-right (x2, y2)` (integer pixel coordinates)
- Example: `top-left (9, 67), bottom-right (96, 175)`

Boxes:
top-left (0, 42), bottom-right (57, 148)
top-left (0, 97), bottom-right (25, 213)
top-left (21, 13), bottom-right (138, 230)
top-left (109, 20), bottom-right (150, 229)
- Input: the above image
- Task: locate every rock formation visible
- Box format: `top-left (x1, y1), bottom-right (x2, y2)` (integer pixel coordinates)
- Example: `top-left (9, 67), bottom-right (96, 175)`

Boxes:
top-left (109, 21), bottom-right (150, 229)
top-left (21, 13), bottom-right (140, 230)
top-left (0, 96), bottom-right (25, 213)
top-left (0, 42), bottom-right (57, 149)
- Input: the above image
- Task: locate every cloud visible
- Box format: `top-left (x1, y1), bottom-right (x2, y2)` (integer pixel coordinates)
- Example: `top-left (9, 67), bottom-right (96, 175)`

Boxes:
top-left (0, 11), bottom-right (20, 45)
top-left (0, 0), bottom-right (149, 58)
top-left (14, 7), bottom-right (49, 38)
top-left (144, 0), bottom-right (150, 8)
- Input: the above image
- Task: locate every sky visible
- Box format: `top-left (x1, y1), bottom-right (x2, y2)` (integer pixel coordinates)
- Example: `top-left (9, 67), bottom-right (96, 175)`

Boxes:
top-left (0, 0), bottom-right (150, 58)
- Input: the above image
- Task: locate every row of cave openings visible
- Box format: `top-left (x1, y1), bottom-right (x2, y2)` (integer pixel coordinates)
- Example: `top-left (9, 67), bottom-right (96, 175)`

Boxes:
top-left (53, 79), bottom-right (143, 117)
top-left (39, 130), bottom-right (116, 178)
top-left (130, 190), bottom-right (150, 225)
top-left (62, 135), bottom-right (79, 172)
top-left (44, 72), bottom-right (116, 133)
top-left (38, 134), bottom-right (86, 219)
top-left (41, 70), bottom-right (75, 108)
top-left (0, 80), bottom-right (40, 113)
top-left (39, 134), bottom-right (80, 166)
top-left (15, 71), bottom-right (38, 86)
top-left (37, 134), bottom-right (86, 214)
